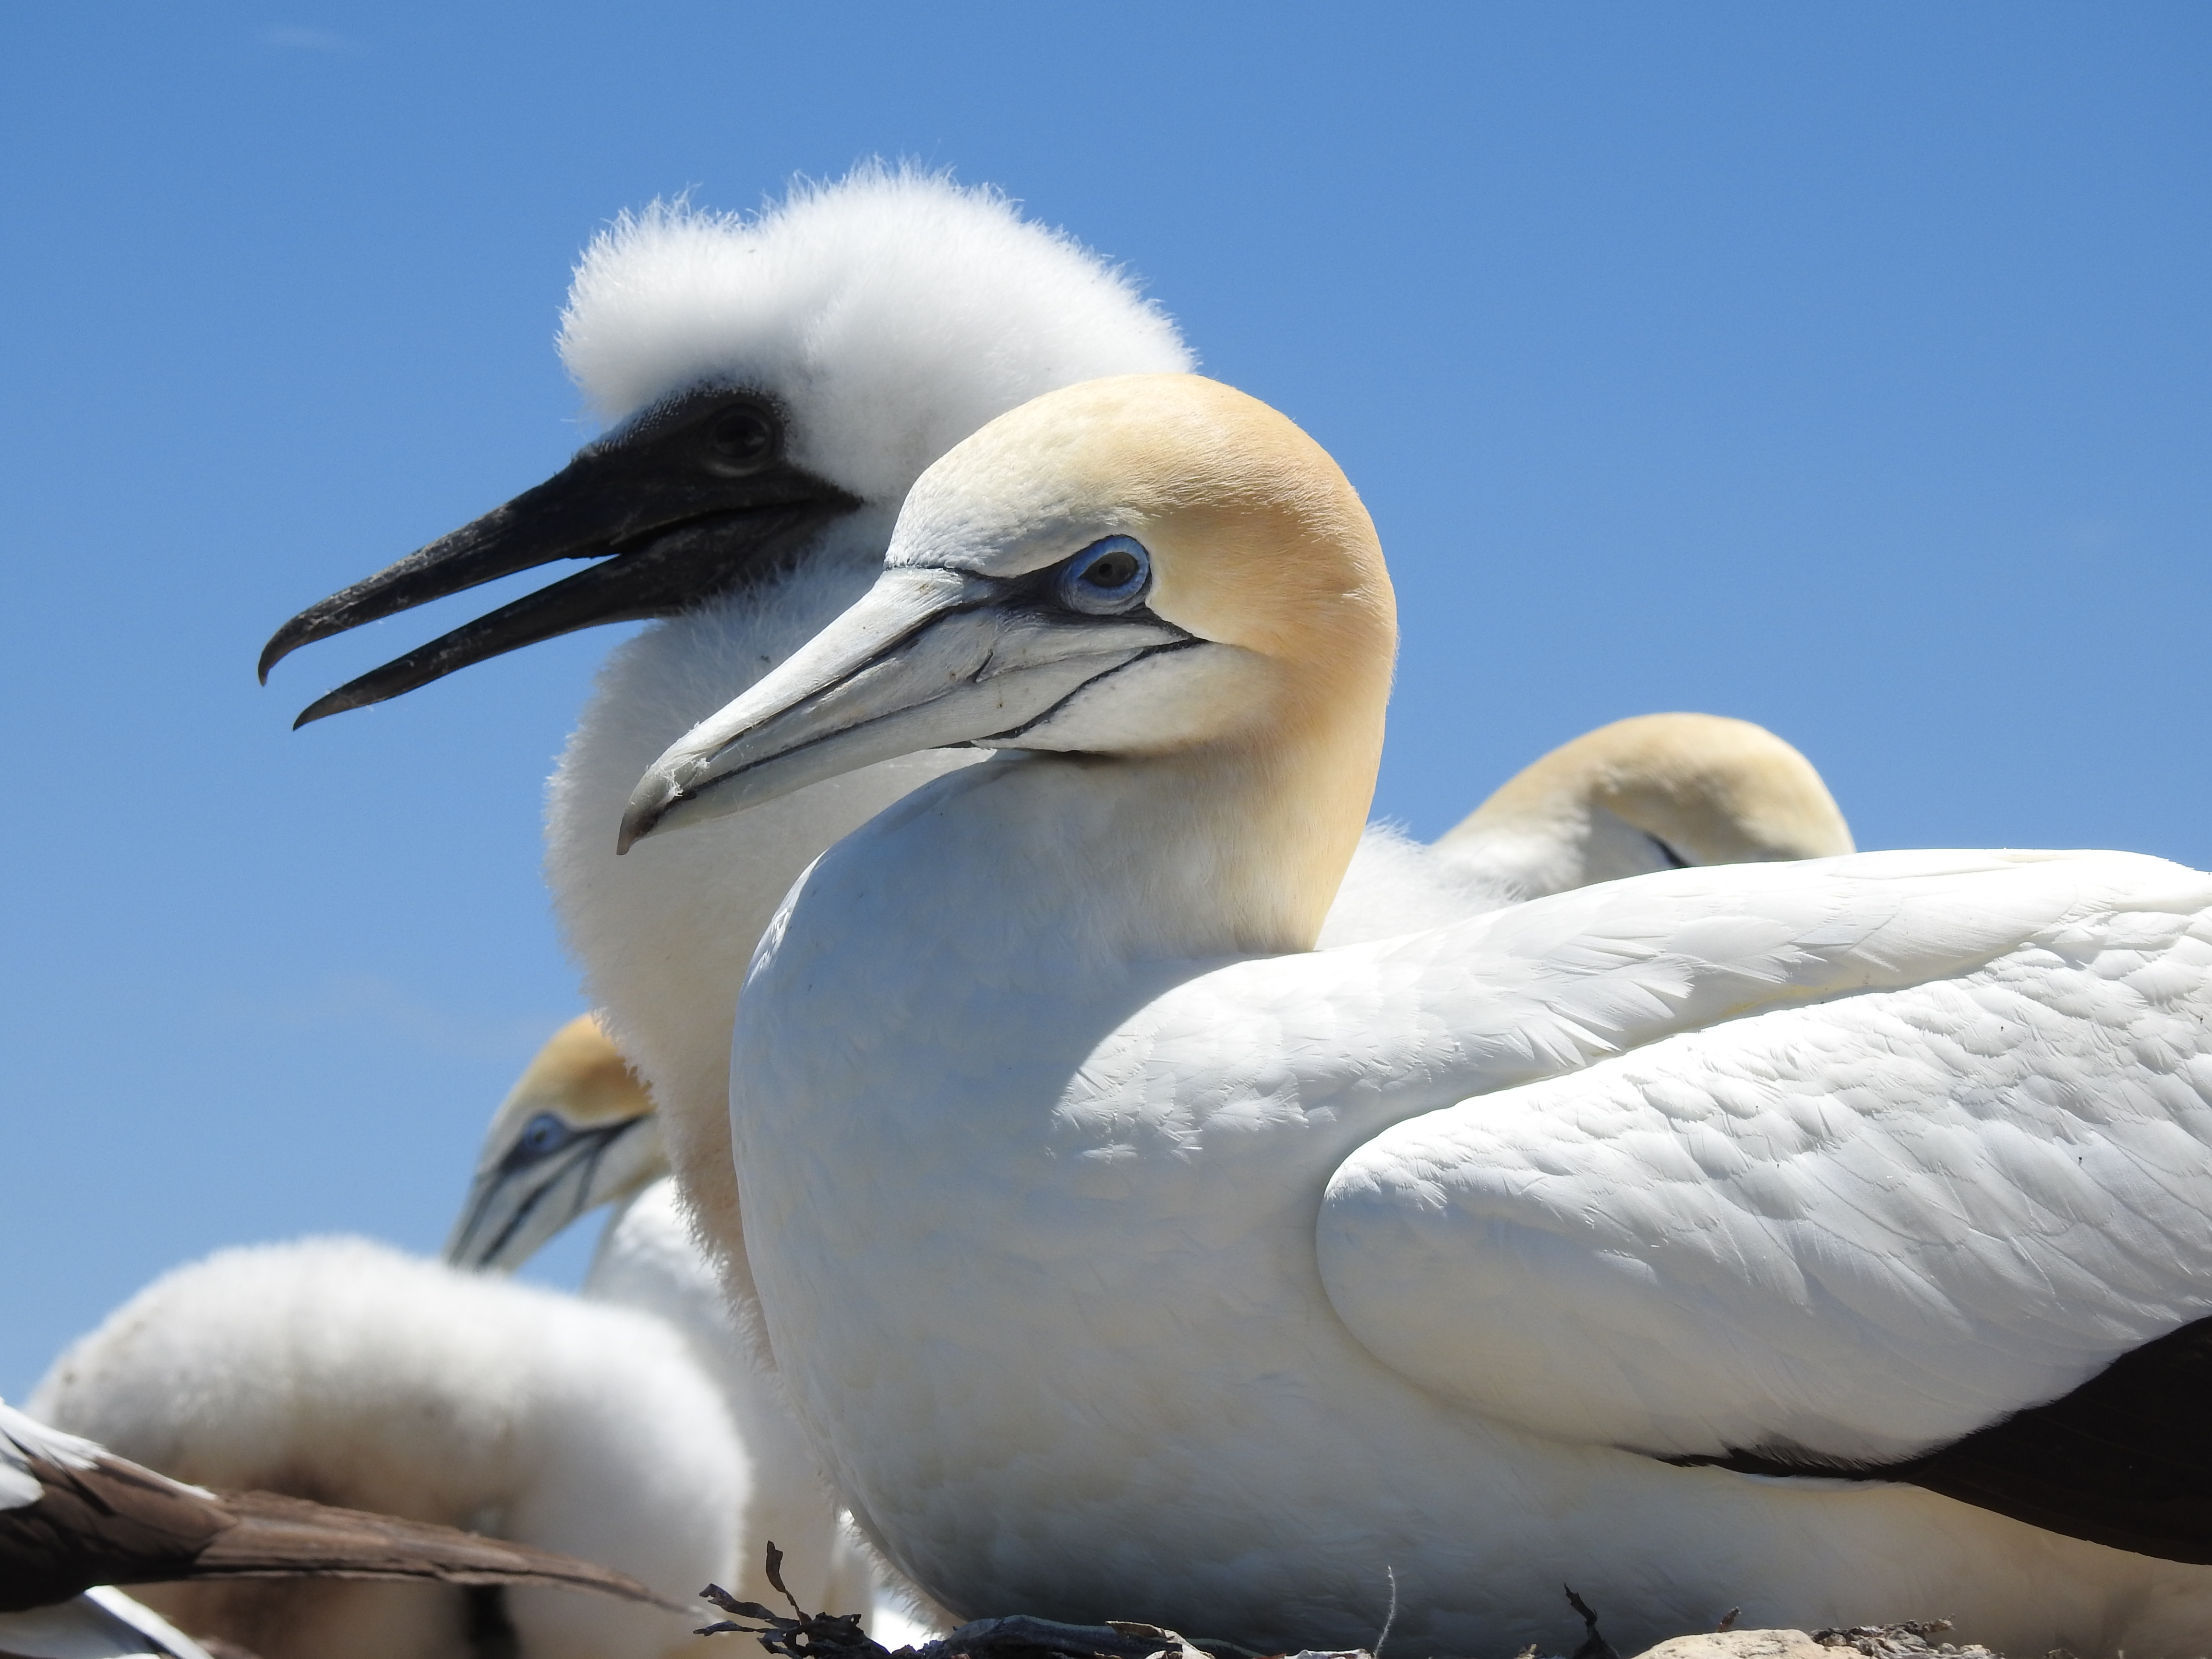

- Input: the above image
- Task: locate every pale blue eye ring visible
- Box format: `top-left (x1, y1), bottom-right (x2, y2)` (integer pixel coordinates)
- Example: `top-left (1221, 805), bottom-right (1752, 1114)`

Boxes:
top-left (1057, 536), bottom-right (1152, 615)
top-left (516, 1112), bottom-right (574, 1159)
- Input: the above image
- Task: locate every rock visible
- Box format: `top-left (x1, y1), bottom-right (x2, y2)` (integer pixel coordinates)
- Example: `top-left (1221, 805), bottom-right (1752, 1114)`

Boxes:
top-left (1630, 1634), bottom-right (1827, 1659)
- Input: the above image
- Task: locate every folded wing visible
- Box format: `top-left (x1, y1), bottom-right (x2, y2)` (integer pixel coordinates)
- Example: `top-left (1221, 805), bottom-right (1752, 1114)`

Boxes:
top-left (1315, 849), bottom-right (2212, 1558)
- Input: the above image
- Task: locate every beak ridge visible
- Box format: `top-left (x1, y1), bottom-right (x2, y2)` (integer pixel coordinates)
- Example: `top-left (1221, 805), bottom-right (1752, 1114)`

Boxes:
top-left (617, 565), bottom-right (1193, 852)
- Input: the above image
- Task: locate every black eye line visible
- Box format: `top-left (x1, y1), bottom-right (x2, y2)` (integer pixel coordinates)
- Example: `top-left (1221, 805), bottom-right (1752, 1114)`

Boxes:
top-left (998, 553), bottom-right (1154, 622)
top-left (583, 384), bottom-right (788, 458)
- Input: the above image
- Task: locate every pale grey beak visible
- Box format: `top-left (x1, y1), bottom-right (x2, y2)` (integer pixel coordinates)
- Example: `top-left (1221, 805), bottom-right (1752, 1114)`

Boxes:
top-left (444, 1115), bottom-right (658, 1272)
top-left (619, 565), bottom-right (1193, 851)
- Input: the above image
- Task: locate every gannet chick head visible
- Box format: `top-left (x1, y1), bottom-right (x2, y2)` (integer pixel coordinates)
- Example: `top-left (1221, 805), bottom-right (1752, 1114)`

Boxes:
top-left (258, 166), bottom-right (1192, 721)
top-left (446, 1016), bottom-right (663, 1272)
top-left (1440, 711), bottom-right (1856, 898)
top-left (623, 373), bottom-right (1396, 952)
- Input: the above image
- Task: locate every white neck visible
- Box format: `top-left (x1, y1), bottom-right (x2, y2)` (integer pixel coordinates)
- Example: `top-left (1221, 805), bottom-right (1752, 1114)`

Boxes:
top-left (544, 528), bottom-right (980, 1317)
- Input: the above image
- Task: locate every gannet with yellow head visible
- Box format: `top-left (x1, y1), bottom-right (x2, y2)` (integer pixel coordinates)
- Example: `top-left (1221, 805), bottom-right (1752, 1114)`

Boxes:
top-left (1320, 711), bottom-right (1852, 944)
top-left (1439, 710), bottom-right (1853, 890)
top-left (446, 1016), bottom-right (663, 1271)
top-left (622, 374), bottom-right (2212, 1657)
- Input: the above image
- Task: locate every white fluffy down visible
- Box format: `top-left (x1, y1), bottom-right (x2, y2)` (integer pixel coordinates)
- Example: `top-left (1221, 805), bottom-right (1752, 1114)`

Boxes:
top-left (558, 166), bottom-right (1193, 505)
top-left (545, 169), bottom-right (1193, 1330)
top-left (31, 1238), bottom-right (744, 1659)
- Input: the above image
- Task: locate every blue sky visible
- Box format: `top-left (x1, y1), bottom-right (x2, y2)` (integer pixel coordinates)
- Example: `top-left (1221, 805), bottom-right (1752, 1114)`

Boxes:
top-left (2, 4), bottom-right (2206, 1395)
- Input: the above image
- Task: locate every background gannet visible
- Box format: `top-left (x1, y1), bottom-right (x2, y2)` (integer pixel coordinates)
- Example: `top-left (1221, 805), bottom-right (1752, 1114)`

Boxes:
top-left (30, 1239), bottom-right (740, 1659)
top-left (259, 168), bottom-right (1194, 1326)
top-left (1439, 710), bottom-right (1853, 891)
top-left (446, 1015), bottom-right (667, 1273)
top-left (447, 1016), bottom-right (890, 1625)
top-left (1320, 711), bottom-right (1852, 945)
top-left (619, 373), bottom-right (2212, 1657)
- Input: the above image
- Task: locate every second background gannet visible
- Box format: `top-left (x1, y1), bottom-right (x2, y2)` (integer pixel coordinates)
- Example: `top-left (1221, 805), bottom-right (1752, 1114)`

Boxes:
top-left (1321, 711), bottom-right (1851, 945)
top-left (616, 374), bottom-right (2212, 1658)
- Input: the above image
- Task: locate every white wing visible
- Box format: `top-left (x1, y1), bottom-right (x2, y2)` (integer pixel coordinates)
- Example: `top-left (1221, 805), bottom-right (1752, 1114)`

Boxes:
top-left (1312, 848), bottom-right (2212, 1467)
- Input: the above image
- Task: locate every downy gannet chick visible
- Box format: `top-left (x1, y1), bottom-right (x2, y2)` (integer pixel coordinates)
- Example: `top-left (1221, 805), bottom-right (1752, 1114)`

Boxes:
top-left (446, 1017), bottom-right (887, 1623)
top-left (619, 374), bottom-right (2212, 1658)
top-left (31, 1239), bottom-right (739, 1659)
top-left (258, 168), bottom-right (1193, 1323)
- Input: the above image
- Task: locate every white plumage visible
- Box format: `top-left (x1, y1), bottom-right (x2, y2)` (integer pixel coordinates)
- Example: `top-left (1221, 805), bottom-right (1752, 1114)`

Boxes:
top-left (540, 171), bottom-right (1195, 1299)
top-left (445, 1014), bottom-right (907, 1625)
top-left (613, 374), bottom-right (2212, 1657)
top-left (31, 1238), bottom-right (741, 1659)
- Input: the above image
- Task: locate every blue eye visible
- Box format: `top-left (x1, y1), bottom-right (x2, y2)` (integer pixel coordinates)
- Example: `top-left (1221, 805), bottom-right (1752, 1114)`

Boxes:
top-left (1057, 536), bottom-right (1152, 616)
top-left (517, 1113), bottom-right (574, 1158)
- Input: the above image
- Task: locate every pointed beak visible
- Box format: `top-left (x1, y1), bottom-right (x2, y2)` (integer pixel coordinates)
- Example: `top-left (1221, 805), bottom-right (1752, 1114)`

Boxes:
top-left (444, 1115), bottom-right (656, 1272)
top-left (259, 390), bottom-right (859, 726)
top-left (618, 565), bottom-right (1196, 851)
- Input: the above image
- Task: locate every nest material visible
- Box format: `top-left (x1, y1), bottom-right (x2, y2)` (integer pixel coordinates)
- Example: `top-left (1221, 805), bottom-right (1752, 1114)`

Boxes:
top-left (695, 1546), bottom-right (2064, 1659)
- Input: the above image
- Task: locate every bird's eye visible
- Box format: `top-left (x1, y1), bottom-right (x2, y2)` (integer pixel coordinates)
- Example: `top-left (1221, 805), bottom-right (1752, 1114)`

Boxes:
top-left (706, 404), bottom-right (779, 474)
top-left (1057, 537), bottom-right (1152, 616)
top-left (516, 1113), bottom-right (574, 1159)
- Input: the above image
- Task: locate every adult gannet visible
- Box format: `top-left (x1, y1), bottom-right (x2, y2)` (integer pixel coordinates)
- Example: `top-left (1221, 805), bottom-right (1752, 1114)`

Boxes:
top-left (445, 1017), bottom-right (885, 1623)
top-left (32, 1239), bottom-right (737, 1659)
top-left (617, 374), bottom-right (2212, 1658)
top-left (445, 1015), bottom-right (665, 1273)
top-left (0, 1397), bottom-right (659, 1659)
top-left (258, 169), bottom-right (1194, 1312)
top-left (1321, 713), bottom-right (1852, 945)
top-left (1439, 711), bottom-right (1854, 894)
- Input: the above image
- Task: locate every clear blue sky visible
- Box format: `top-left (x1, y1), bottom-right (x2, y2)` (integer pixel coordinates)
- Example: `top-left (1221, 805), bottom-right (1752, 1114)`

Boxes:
top-left (2, 4), bottom-right (2206, 1396)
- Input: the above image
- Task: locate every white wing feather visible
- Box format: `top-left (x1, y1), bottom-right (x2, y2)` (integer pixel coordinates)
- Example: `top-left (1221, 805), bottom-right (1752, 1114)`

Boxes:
top-left (1314, 848), bottom-right (2212, 1464)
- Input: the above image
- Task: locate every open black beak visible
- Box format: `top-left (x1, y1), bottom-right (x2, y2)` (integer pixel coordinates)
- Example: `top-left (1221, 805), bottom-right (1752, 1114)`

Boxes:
top-left (259, 386), bottom-right (861, 726)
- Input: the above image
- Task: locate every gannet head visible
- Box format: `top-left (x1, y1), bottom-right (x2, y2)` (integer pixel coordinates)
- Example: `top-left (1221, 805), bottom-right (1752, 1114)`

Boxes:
top-left (621, 374), bottom-right (1396, 941)
top-left (1442, 711), bottom-right (1855, 897)
top-left (444, 1015), bottom-right (664, 1272)
top-left (258, 166), bottom-right (1191, 721)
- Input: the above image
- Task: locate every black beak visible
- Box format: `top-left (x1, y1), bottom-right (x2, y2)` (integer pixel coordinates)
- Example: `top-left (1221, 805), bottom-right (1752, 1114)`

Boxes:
top-left (259, 386), bottom-right (861, 726)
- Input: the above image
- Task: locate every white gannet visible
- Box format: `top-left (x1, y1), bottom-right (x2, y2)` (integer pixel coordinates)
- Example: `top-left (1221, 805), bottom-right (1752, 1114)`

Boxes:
top-left (257, 169), bottom-right (1194, 1320)
top-left (615, 374), bottom-right (2212, 1658)
top-left (0, 1397), bottom-right (661, 1659)
top-left (446, 1017), bottom-right (888, 1623)
top-left (445, 1015), bottom-right (667, 1274)
top-left (31, 1239), bottom-right (739, 1659)
top-left (1438, 710), bottom-right (1854, 893)
top-left (1319, 712), bottom-right (1853, 945)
